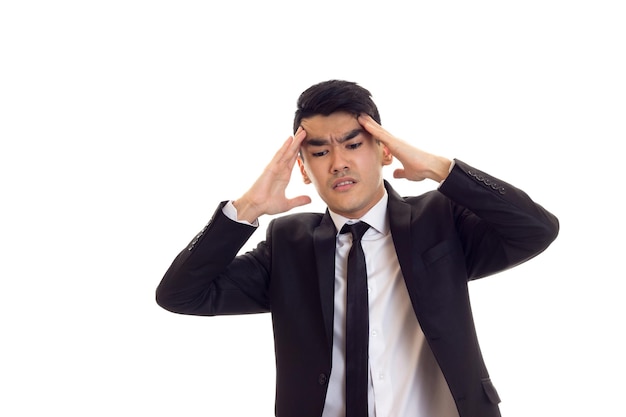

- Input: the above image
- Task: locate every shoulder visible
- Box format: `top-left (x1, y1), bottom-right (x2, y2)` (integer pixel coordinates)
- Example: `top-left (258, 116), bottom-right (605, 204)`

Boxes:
top-left (263, 212), bottom-right (329, 246)
top-left (269, 211), bottom-right (326, 233)
top-left (401, 190), bottom-right (448, 205)
top-left (387, 182), bottom-right (452, 212)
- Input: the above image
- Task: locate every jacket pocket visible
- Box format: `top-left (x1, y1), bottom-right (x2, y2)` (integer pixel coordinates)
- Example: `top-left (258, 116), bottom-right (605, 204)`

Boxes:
top-left (481, 377), bottom-right (501, 404)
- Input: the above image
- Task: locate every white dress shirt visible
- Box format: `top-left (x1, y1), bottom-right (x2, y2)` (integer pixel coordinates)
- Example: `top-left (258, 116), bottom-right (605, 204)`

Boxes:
top-left (224, 193), bottom-right (459, 417)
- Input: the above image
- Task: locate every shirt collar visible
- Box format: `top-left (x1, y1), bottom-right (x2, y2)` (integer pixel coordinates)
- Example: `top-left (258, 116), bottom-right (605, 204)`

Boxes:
top-left (329, 190), bottom-right (390, 237)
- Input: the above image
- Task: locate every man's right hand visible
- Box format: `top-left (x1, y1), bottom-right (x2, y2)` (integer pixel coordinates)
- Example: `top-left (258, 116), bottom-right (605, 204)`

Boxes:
top-left (232, 127), bottom-right (312, 223)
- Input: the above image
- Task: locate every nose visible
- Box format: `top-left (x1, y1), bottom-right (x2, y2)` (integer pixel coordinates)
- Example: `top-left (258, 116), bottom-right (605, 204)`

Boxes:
top-left (330, 149), bottom-right (349, 174)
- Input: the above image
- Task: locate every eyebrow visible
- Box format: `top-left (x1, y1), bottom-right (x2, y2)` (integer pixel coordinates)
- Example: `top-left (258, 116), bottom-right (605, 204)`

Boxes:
top-left (304, 128), bottom-right (364, 147)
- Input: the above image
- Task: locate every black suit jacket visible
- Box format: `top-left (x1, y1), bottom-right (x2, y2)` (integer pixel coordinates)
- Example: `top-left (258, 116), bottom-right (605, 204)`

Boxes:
top-left (156, 159), bottom-right (559, 417)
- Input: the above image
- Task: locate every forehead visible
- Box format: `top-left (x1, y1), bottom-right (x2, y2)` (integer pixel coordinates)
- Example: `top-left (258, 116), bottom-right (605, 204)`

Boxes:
top-left (300, 112), bottom-right (361, 141)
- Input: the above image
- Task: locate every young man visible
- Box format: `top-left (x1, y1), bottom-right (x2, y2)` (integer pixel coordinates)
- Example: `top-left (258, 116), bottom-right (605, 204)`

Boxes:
top-left (156, 80), bottom-right (559, 417)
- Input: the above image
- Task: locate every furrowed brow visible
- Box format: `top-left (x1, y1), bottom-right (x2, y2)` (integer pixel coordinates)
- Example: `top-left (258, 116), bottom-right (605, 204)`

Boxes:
top-left (304, 129), bottom-right (364, 147)
top-left (303, 138), bottom-right (330, 147)
top-left (339, 129), bottom-right (364, 143)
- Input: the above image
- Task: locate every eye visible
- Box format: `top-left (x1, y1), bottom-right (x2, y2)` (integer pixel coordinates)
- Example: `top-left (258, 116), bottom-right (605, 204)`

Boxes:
top-left (347, 142), bottom-right (362, 150)
top-left (311, 150), bottom-right (328, 157)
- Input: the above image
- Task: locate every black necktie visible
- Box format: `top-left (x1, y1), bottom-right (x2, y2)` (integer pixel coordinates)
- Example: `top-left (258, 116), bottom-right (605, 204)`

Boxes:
top-left (341, 221), bottom-right (371, 417)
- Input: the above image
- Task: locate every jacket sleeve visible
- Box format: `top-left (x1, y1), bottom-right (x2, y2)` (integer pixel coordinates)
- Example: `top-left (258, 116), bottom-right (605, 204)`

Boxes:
top-left (155, 201), bottom-right (272, 316)
top-left (438, 159), bottom-right (559, 279)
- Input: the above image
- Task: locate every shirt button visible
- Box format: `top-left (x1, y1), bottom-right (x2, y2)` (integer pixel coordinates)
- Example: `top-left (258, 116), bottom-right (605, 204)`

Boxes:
top-left (371, 330), bottom-right (378, 337)
top-left (318, 373), bottom-right (328, 385)
top-left (378, 373), bottom-right (384, 380)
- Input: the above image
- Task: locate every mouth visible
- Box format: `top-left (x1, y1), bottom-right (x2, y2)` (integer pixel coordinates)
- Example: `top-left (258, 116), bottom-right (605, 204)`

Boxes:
top-left (333, 178), bottom-right (357, 190)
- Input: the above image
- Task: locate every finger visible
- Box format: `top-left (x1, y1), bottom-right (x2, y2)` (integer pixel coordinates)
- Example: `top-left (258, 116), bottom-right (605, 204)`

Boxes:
top-left (294, 125), bottom-right (304, 137)
top-left (393, 168), bottom-right (407, 179)
top-left (285, 195), bottom-right (312, 211)
top-left (357, 114), bottom-right (379, 136)
top-left (358, 114), bottom-right (393, 144)
top-left (360, 114), bottom-right (411, 161)
top-left (289, 127), bottom-right (307, 156)
top-left (281, 128), bottom-right (306, 161)
top-left (269, 136), bottom-right (297, 166)
top-left (270, 127), bottom-right (304, 166)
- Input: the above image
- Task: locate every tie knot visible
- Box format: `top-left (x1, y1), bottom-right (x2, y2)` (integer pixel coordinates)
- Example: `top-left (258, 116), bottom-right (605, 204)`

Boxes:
top-left (341, 221), bottom-right (371, 242)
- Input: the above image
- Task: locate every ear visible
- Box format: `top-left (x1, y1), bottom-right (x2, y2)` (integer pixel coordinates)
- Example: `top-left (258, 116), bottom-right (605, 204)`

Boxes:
top-left (381, 144), bottom-right (393, 166)
top-left (297, 157), bottom-right (312, 184)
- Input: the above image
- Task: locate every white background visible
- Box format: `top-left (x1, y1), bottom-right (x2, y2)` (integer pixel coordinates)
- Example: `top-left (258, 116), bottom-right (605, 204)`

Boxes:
top-left (1, 1), bottom-right (624, 416)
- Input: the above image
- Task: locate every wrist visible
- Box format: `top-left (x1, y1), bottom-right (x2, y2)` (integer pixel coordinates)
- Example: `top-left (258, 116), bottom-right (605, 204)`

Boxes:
top-left (429, 156), bottom-right (453, 182)
top-left (232, 196), bottom-right (262, 224)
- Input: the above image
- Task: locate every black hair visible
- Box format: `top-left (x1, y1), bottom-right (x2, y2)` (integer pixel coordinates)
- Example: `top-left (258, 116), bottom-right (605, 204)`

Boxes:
top-left (293, 80), bottom-right (381, 133)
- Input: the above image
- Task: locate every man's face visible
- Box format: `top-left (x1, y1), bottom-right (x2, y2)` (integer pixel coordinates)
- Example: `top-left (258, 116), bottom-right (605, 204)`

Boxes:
top-left (297, 111), bottom-right (392, 219)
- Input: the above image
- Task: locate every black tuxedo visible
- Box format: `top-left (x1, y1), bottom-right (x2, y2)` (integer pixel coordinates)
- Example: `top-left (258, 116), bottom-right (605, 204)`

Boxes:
top-left (156, 159), bottom-right (559, 417)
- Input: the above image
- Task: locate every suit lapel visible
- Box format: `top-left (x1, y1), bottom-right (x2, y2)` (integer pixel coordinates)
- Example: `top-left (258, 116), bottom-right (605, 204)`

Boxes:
top-left (313, 211), bottom-right (337, 351)
top-left (313, 183), bottom-right (414, 351)
top-left (386, 182), bottom-right (415, 284)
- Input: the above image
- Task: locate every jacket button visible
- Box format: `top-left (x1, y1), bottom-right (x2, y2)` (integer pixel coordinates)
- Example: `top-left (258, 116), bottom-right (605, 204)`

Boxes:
top-left (318, 373), bottom-right (328, 385)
